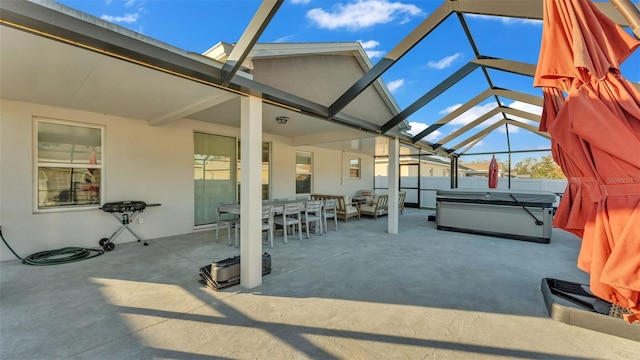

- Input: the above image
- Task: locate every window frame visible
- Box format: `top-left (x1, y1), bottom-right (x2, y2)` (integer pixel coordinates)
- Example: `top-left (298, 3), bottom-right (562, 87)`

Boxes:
top-left (33, 117), bottom-right (104, 213)
top-left (237, 140), bottom-right (272, 201)
top-left (349, 158), bottom-right (361, 179)
top-left (295, 151), bottom-right (313, 195)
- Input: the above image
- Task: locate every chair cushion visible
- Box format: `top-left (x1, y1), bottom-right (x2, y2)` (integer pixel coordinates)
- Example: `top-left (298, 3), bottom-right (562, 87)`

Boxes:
top-left (359, 204), bottom-right (375, 212)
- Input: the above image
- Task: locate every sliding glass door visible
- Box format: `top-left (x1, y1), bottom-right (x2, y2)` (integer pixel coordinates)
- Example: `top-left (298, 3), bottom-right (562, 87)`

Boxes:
top-left (194, 133), bottom-right (237, 226)
top-left (194, 133), bottom-right (271, 226)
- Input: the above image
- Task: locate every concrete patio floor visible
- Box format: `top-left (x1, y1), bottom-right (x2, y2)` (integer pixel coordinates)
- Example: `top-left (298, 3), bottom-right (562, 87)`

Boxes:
top-left (1, 208), bottom-right (638, 359)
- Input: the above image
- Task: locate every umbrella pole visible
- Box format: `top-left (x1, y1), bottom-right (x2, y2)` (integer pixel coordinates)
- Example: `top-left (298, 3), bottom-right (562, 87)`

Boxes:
top-left (508, 152), bottom-right (512, 189)
top-left (609, 0), bottom-right (640, 38)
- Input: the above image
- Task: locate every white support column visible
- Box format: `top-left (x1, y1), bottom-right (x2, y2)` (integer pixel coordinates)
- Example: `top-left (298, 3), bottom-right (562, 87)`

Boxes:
top-left (388, 137), bottom-right (399, 234)
top-left (240, 95), bottom-right (263, 288)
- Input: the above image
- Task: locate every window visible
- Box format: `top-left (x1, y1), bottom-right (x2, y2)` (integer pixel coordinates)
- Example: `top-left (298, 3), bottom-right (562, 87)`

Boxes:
top-left (237, 141), bottom-right (271, 201)
top-left (35, 118), bottom-right (103, 210)
top-left (296, 151), bottom-right (312, 194)
top-left (349, 158), bottom-right (361, 179)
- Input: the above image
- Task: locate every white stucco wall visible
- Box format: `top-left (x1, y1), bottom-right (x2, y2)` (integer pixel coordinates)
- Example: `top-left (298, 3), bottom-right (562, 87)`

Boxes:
top-left (0, 99), bottom-right (374, 261)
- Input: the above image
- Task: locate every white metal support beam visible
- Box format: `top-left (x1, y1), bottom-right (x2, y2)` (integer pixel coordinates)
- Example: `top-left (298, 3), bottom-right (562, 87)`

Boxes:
top-left (500, 107), bottom-right (542, 123)
top-left (448, 120), bottom-right (506, 153)
top-left (433, 107), bottom-right (503, 149)
top-left (471, 57), bottom-right (537, 77)
top-left (388, 137), bottom-right (399, 234)
top-left (454, 0), bottom-right (628, 25)
top-left (221, 0), bottom-right (283, 86)
top-left (411, 88), bottom-right (494, 142)
top-left (240, 95), bottom-right (263, 289)
top-left (491, 88), bottom-right (544, 107)
top-left (505, 119), bottom-right (551, 139)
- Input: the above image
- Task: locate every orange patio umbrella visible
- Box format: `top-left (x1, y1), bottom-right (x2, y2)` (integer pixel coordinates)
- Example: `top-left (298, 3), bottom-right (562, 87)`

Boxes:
top-left (539, 87), bottom-right (600, 239)
top-left (534, 0), bottom-right (640, 323)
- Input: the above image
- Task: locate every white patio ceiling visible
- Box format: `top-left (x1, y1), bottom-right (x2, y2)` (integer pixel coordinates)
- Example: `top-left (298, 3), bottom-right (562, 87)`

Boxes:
top-left (0, 0), bottom-right (638, 158)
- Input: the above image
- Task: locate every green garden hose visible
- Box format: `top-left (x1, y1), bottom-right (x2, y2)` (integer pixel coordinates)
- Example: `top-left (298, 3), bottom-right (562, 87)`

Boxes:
top-left (0, 228), bottom-right (104, 266)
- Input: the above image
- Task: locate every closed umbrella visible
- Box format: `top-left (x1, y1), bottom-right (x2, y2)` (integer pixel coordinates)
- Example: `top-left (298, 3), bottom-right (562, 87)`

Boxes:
top-left (534, 0), bottom-right (640, 323)
top-left (539, 87), bottom-right (599, 239)
top-left (488, 155), bottom-right (498, 189)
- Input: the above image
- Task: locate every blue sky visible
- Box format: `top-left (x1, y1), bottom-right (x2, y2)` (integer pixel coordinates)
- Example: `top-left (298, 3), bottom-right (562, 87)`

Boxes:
top-left (55, 0), bottom-right (640, 163)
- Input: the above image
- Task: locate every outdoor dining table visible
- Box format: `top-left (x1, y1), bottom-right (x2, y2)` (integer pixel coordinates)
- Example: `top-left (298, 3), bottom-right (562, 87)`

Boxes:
top-left (218, 199), bottom-right (324, 241)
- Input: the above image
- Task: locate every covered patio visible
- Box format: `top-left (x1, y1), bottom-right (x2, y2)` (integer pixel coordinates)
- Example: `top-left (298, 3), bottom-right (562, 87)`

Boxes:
top-left (2, 0), bottom-right (640, 353)
top-left (1, 208), bottom-right (638, 359)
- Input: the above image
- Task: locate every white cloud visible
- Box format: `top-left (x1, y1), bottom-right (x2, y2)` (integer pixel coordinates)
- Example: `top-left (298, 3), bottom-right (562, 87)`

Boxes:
top-left (498, 123), bottom-right (519, 134)
top-left (358, 39), bottom-right (379, 49)
top-left (358, 39), bottom-right (385, 59)
top-left (101, 12), bottom-right (140, 24)
top-left (497, 100), bottom-right (543, 133)
top-left (407, 122), bottom-right (426, 135)
top-left (291, 0), bottom-right (311, 4)
top-left (365, 49), bottom-right (385, 58)
top-left (307, 0), bottom-right (423, 31)
top-left (274, 34), bottom-right (295, 43)
top-left (439, 104), bottom-right (462, 115)
top-left (440, 102), bottom-right (498, 126)
top-left (427, 53), bottom-right (461, 70)
top-left (407, 122), bottom-right (442, 142)
top-left (508, 100), bottom-right (543, 118)
top-left (386, 79), bottom-right (404, 93)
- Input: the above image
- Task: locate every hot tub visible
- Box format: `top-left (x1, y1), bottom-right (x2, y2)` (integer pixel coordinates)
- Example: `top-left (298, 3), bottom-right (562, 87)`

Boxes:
top-left (435, 189), bottom-right (557, 243)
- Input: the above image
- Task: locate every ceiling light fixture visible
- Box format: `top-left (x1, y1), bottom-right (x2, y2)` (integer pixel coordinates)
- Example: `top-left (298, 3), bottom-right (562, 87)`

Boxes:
top-left (276, 116), bottom-right (289, 125)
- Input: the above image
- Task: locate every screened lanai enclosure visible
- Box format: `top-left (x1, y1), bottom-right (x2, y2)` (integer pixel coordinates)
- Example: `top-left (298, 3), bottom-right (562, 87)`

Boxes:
top-left (3, 0), bottom-right (638, 202)
top-left (204, 0), bottom-right (640, 207)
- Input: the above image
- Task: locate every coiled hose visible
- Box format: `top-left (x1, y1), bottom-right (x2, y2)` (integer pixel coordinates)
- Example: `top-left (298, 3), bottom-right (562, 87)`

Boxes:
top-left (0, 228), bottom-right (104, 266)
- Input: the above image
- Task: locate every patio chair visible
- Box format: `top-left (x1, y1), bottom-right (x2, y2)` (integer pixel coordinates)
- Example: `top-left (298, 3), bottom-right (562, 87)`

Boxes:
top-left (357, 189), bottom-right (374, 204)
top-left (399, 191), bottom-right (406, 214)
top-left (359, 194), bottom-right (389, 220)
top-left (216, 201), bottom-right (240, 246)
top-left (273, 202), bottom-right (302, 244)
top-left (301, 199), bottom-right (323, 238)
top-left (322, 198), bottom-right (338, 233)
top-left (234, 205), bottom-right (274, 248)
top-left (336, 196), bottom-right (360, 222)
